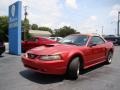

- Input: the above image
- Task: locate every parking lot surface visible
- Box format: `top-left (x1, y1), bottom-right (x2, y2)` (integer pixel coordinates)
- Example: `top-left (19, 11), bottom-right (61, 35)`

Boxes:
top-left (0, 46), bottom-right (120, 90)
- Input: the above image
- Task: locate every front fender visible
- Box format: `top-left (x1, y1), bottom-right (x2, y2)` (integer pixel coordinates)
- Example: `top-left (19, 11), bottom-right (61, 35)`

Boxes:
top-left (66, 50), bottom-right (85, 67)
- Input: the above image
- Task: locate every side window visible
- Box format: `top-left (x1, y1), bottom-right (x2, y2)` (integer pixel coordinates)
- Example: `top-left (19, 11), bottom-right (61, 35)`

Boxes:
top-left (57, 38), bottom-right (60, 41)
top-left (90, 36), bottom-right (105, 45)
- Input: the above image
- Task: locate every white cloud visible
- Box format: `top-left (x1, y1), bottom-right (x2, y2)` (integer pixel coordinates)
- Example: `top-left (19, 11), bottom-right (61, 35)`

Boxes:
top-left (78, 16), bottom-right (98, 34)
top-left (0, 10), bottom-right (5, 15)
top-left (58, 22), bottom-right (71, 27)
top-left (0, 0), bottom-right (16, 15)
top-left (79, 24), bottom-right (97, 34)
top-left (90, 16), bottom-right (97, 21)
top-left (0, 0), bottom-right (79, 30)
top-left (65, 0), bottom-right (78, 9)
top-left (22, 0), bottom-right (62, 28)
top-left (0, 0), bottom-right (63, 29)
top-left (110, 4), bottom-right (120, 21)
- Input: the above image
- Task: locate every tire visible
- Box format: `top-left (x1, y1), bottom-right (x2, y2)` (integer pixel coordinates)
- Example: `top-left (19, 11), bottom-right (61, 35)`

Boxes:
top-left (0, 50), bottom-right (3, 56)
top-left (118, 43), bottom-right (120, 45)
top-left (106, 51), bottom-right (113, 64)
top-left (67, 57), bottom-right (80, 80)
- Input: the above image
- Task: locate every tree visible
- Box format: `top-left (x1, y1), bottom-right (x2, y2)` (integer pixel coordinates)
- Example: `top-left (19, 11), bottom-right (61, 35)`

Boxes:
top-left (0, 16), bottom-right (32, 41)
top-left (23, 19), bottom-right (30, 31)
top-left (31, 24), bottom-right (38, 30)
top-left (54, 26), bottom-right (77, 37)
top-left (0, 16), bottom-right (8, 41)
top-left (38, 26), bottom-right (53, 34)
top-left (22, 18), bottom-right (31, 40)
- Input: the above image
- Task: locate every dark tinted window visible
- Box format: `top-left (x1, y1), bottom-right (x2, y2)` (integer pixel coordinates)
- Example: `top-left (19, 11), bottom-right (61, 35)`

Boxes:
top-left (49, 37), bottom-right (55, 40)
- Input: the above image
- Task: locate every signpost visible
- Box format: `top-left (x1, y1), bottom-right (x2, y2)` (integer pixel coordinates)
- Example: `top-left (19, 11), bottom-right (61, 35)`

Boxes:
top-left (9, 1), bottom-right (22, 55)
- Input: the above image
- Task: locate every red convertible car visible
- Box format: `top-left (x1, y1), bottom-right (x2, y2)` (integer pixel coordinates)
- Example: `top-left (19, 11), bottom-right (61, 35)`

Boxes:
top-left (22, 34), bottom-right (114, 79)
top-left (22, 36), bottom-right (57, 52)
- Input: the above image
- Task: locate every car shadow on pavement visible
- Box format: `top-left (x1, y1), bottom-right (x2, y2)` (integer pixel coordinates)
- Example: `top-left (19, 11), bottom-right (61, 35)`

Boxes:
top-left (19, 69), bottom-right (64, 84)
top-left (0, 55), bottom-right (5, 58)
top-left (19, 63), bottom-right (106, 84)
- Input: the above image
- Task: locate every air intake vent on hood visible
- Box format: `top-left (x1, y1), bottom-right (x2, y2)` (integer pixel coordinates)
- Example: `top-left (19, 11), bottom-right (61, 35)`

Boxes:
top-left (44, 44), bottom-right (55, 47)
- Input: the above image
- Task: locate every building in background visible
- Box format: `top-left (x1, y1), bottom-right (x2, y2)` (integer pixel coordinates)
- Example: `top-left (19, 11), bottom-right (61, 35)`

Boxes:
top-left (29, 30), bottom-right (51, 37)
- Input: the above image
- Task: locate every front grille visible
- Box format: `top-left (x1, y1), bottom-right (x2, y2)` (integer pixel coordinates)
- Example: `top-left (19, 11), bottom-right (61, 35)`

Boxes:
top-left (27, 53), bottom-right (38, 59)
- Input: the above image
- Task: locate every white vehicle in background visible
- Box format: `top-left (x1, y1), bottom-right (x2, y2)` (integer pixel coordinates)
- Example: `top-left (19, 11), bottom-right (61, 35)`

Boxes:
top-left (49, 37), bottom-right (63, 41)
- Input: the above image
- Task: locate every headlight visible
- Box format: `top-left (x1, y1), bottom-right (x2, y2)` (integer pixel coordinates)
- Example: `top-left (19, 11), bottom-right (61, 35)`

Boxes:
top-left (39, 55), bottom-right (61, 60)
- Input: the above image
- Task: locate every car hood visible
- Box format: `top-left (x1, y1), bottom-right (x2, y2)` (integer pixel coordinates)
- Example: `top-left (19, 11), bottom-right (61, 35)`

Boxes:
top-left (27, 43), bottom-right (83, 55)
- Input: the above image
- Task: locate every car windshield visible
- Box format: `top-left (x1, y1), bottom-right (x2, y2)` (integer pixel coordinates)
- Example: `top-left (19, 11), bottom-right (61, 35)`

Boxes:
top-left (60, 35), bottom-right (88, 46)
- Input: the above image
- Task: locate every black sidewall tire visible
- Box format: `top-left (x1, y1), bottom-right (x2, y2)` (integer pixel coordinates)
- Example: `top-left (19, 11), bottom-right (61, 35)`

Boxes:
top-left (106, 52), bottom-right (113, 64)
top-left (67, 57), bottom-right (80, 80)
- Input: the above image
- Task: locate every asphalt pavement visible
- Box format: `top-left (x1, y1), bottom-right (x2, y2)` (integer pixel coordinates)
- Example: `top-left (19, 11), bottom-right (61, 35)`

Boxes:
top-left (0, 46), bottom-right (120, 90)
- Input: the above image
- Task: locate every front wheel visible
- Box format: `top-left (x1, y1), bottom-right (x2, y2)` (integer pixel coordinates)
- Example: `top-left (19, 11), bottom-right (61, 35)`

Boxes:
top-left (106, 51), bottom-right (113, 64)
top-left (67, 57), bottom-right (80, 80)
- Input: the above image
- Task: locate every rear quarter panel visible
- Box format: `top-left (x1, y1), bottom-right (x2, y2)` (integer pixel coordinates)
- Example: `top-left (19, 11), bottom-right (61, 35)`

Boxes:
top-left (104, 41), bottom-right (114, 57)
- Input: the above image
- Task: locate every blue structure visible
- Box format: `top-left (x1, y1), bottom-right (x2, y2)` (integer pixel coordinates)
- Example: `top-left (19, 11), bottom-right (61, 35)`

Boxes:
top-left (9, 1), bottom-right (22, 55)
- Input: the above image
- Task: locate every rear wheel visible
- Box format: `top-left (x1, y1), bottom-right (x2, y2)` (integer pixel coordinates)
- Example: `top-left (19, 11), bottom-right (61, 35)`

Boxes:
top-left (118, 43), bottom-right (120, 45)
top-left (106, 51), bottom-right (113, 64)
top-left (67, 57), bottom-right (80, 80)
top-left (0, 50), bottom-right (3, 56)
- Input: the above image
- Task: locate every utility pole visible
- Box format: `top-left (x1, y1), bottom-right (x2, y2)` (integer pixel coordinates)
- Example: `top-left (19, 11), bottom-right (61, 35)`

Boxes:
top-left (24, 6), bottom-right (28, 20)
top-left (24, 6), bottom-right (28, 40)
top-left (101, 26), bottom-right (104, 35)
top-left (117, 11), bottom-right (120, 36)
top-left (96, 29), bottom-right (98, 34)
top-left (115, 28), bottom-right (117, 35)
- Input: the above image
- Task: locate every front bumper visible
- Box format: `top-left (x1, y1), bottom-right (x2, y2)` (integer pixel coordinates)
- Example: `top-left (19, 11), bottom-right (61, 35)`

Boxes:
top-left (21, 56), bottom-right (67, 75)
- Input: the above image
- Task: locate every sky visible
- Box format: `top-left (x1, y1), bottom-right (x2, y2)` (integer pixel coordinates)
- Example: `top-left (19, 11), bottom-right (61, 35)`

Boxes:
top-left (0, 0), bottom-right (120, 35)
